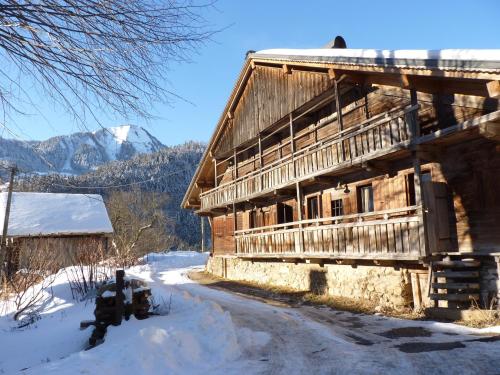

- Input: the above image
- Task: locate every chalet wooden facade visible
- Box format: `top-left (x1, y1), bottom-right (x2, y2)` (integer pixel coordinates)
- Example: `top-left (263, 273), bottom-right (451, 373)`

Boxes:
top-left (183, 42), bottom-right (500, 310)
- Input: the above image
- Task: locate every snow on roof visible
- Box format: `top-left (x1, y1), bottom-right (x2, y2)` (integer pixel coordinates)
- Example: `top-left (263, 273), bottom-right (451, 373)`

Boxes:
top-left (0, 192), bottom-right (114, 237)
top-left (251, 48), bottom-right (500, 71)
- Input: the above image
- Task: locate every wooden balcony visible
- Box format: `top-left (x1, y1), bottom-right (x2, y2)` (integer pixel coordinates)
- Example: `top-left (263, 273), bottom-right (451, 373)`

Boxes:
top-left (235, 206), bottom-right (426, 261)
top-left (200, 105), bottom-right (417, 211)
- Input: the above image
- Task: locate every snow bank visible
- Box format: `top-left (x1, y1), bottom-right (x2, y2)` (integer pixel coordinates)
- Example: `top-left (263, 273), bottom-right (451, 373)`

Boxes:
top-left (0, 251), bottom-right (266, 375)
top-left (24, 296), bottom-right (242, 375)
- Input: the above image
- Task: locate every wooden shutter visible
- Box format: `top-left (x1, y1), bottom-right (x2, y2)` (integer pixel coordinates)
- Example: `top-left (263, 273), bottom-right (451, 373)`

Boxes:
top-left (322, 191), bottom-right (332, 218)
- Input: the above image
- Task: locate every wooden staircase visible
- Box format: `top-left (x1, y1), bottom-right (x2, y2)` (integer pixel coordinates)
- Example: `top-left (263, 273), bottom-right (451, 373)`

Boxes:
top-left (429, 257), bottom-right (481, 309)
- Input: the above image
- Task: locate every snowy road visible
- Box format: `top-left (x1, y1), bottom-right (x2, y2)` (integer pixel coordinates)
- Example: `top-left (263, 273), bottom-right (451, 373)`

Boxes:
top-left (1, 251), bottom-right (499, 375)
top-left (157, 265), bottom-right (500, 375)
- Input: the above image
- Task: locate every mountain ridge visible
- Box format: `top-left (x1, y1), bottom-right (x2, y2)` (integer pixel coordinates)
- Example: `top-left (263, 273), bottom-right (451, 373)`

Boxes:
top-left (0, 125), bottom-right (165, 175)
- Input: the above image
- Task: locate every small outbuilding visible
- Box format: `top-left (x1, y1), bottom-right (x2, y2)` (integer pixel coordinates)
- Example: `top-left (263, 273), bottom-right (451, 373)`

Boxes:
top-left (0, 192), bottom-right (114, 271)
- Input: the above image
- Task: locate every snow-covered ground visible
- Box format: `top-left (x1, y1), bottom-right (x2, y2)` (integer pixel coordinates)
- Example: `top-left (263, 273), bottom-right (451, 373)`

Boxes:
top-left (0, 251), bottom-right (499, 374)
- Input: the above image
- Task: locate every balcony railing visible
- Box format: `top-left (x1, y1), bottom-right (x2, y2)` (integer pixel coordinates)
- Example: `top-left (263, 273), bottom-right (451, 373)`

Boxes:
top-left (201, 105), bottom-right (417, 211)
top-left (234, 206), bottom-right (426, 260)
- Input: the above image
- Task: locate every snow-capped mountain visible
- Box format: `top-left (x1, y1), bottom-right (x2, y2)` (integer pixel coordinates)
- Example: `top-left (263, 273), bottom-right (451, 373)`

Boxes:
top-left (0, 125), bottom-right (165, 174)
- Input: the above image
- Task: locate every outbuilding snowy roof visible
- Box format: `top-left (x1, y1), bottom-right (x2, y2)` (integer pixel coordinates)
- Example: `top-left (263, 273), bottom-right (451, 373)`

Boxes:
top-left (0, 192), bottom-right (114, 237)
top-left (250, 49), bottom-right (500, 72)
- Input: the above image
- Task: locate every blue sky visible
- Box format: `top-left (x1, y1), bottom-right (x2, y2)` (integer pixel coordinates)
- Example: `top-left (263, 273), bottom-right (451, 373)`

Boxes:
top-left (5, 0), bottom-right (500, 145)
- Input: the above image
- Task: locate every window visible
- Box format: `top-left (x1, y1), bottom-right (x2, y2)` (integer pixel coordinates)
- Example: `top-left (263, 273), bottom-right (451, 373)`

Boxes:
top-left (358, 185), bottom-right (374, 213)
top-left (406, 174), bottom-right (416, 206)
top-left (307, 196), bottom-right (320, 220)
top-left (407, 172), bottom-right (432, 206)
top-left (331, 199), bottom-right (344, 217)
top-left (277, 203), bottom-right (294, 224)
top-left (249, 210), bottom-right (257, 229)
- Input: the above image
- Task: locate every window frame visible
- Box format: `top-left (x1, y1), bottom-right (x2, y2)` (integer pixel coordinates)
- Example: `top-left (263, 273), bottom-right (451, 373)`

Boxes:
top-left (357, 184), bottom-right (374, 213)
top-left (331, 198), bottom-right (344, 217)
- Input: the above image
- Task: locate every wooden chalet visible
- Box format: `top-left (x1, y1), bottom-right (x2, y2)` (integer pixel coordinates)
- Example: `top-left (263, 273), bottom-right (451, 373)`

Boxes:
top-left (183, 39), bottom-right (500, 310)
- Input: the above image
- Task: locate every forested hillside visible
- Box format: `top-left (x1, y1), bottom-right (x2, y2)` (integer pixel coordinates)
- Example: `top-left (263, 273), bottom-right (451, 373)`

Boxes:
top-left (16, 141), bottom-right (207, 249)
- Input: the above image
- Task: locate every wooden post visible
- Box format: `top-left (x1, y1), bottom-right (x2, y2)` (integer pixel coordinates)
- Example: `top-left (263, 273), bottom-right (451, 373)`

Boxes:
top-left (209, 216), bottom-right (214, 254)
top-left (201, 216), bottom-right (205, 252)
top-left (233, 149), bottom-right (238, 254)
top-left (409, 89), bottom-right (428, 257)
top-left (0, 166), bottom-right (16, 279)
top-left (213, 159), bottom-right (218, 188)
top-left (295, 182), bottom-right (305, 254)
top-left (114, 269), bottom-right (125, 326)
top-left (258, 134), bottom-right (263, 190)
top-left (334, 79), bottom-right (346, 161)
top-left (289, 113), bottom-right (296, 178)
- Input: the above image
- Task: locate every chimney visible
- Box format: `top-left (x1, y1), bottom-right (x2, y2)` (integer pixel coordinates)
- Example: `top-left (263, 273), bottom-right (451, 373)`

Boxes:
top-left (324, 35), bottom-right (347, 49)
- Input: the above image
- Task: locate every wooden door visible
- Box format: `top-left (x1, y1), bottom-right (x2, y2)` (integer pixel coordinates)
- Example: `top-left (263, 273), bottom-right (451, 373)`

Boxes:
top-left (423, 181), bottom-right (452, 254)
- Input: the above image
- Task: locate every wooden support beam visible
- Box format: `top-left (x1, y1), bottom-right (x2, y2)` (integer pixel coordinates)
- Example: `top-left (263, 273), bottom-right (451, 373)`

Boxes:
top-left (328, 68), bottom-right (337, 80)
top-left (335, 259), bottom-right (356, 265)
top-left (360, 160), bottom-right (390, 174)
top-left (373, 260), bottom-right (396, 267)
top-left (409, 88), bottom-right (429, 257)
top-left (306, 258), bottom-right (324, 266)
top-left (400, 74), bottom-right (411, 89)
top-left (210, 207), bottom-right (228, 214)
top-left (227, 111), bottom-right (234, 119)
top-left (295, 182), bottom-right (304, 254)
top-left (328, 68), bottom-right (350, 83)
top-left (282, 64), bottom-right (292, 74)
top-left (213, 159), bottom-right (218, 188)
top-left (306, 176), bottom-right (337, 185)
top-left (195, 180), bottom-right (214, 189)
top-left (274, 188), bottom-right (296, 197)
top-left (479, 119), bottom-right (500, 141)
top-left (246, 197), bottom-right (270, 205)
top-left (334, 79), bottom-right (346, 161)
top-left (487, 80), bottom-right (500, 98)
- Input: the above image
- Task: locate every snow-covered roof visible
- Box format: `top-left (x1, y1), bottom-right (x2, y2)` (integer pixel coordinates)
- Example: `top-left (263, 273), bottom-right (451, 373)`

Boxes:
top-left (251, 48), bottom-right (500, 72)
top-left (0, 192), bottom-right (114, 237)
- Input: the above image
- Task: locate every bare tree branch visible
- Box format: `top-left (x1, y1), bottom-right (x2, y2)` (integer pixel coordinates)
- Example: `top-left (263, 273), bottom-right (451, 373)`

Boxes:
top-left (0, 0), bottom-right (216, 125)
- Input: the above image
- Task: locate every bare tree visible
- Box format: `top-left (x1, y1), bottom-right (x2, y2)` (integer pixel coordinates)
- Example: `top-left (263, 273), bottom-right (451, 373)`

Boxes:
top-left (107, 188), bottom-right (172, 267)
top-left (1, 242), bottom-right (58, 321)
top-left (0, 1), bottom-right (215, 122)
top-left (65, 238), bottom-right (113, 300)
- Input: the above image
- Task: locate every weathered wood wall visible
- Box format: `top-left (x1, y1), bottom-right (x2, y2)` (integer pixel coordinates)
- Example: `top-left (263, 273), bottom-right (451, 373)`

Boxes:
top-left (432, 138), bottom-right (500, 253)
top-left (213, 65), bottom-right (332, 158)
top-left (9, 235), bottom-right (110, 270)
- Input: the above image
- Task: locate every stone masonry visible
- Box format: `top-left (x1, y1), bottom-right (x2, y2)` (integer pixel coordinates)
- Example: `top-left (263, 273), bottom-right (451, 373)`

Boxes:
top-left (206, 256), bottom-right (414, 309)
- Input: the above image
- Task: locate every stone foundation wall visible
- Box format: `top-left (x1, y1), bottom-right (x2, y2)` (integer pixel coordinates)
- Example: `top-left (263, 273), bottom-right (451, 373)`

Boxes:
top-left (479, 257), bottom-right (500, 308)
top-left (206, 256), bottom-right (415, 309)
